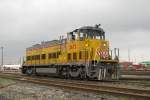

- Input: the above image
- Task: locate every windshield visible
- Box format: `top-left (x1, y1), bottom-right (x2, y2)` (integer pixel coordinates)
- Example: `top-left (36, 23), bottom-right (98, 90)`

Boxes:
top-left (79, 29), bottom-right (105, 40)
top-left (67, 25), bottom-right (105, 41)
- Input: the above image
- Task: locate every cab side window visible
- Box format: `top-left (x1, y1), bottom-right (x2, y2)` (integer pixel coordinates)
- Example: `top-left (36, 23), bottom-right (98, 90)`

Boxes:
top-left (80, 32), bottom-right (84, 40)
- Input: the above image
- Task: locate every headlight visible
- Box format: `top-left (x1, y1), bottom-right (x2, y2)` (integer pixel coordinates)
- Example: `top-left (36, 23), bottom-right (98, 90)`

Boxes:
top-left (103, 43), bottom-right (106, 47)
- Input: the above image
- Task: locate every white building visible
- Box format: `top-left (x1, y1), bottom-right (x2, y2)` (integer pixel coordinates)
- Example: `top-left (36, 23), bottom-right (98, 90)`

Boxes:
top-left (2, 64), bottom-right (21, 70)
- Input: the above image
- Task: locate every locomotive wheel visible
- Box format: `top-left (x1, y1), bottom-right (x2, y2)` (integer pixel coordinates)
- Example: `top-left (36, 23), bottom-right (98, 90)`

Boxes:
top-left (79, 71), bottom-right (86, 80)
top-left (85, 75), bottom-right (90, 80)
top-left (21, 68), bottom-right (26, 74)
top-left (26, 68), bottom-right (33, 76)
top-left (64, 73), bottom-right (70, 79)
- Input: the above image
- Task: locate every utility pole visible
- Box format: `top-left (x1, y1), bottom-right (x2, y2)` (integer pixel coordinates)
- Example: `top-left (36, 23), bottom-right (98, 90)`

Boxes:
top-left (1, 46), bottom-right (3, 70)
top-left (128, 48), bottom-right (130, 62)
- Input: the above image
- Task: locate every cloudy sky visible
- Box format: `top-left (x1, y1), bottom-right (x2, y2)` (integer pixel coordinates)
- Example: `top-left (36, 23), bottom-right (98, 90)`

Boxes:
top-left (0, 0), bottom-right (150, 64)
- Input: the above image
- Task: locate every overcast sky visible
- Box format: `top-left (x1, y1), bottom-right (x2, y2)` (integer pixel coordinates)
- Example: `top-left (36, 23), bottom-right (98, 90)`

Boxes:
top-left (0, 0), bottom-right (150, 64)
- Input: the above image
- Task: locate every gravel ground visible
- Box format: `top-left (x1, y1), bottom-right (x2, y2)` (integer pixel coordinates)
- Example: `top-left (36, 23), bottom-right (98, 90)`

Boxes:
top-left (94, 81), bottom-right (150, 91)
top-left (0, 78), bottom-right (134, 100)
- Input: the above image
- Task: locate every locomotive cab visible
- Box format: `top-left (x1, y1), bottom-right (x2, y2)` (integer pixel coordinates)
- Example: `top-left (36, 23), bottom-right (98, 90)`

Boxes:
top-left (66, 24), bottom-right (120, 80)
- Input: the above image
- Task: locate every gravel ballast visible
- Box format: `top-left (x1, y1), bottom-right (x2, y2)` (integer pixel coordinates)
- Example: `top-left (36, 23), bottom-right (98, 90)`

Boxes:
top-left (0, 78), bottom-right (142, 100)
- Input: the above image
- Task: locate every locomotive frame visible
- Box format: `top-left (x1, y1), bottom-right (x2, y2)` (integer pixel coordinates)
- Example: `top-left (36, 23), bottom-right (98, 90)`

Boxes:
top-left (22, 24), bottom-right (120, 80)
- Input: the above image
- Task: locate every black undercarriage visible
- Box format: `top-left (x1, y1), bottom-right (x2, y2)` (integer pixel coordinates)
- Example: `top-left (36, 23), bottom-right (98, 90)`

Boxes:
top-left (22, 62), bottom-right (120, 80)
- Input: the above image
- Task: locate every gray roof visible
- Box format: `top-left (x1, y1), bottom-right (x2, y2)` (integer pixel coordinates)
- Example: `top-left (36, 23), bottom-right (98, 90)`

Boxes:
top-left (73, 25), bottom-right (105, 34)
top-left (26, 40), bottom-right (61, 51)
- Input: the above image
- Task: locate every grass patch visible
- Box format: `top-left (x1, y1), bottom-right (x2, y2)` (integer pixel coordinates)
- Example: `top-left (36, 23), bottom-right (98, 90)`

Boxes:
top-left (0, 78), bottom-right (15, 86)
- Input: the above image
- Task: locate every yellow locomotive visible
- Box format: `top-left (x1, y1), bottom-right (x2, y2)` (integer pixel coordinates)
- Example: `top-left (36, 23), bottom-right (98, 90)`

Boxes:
top-left (22, 24), bottom-right (120, 80)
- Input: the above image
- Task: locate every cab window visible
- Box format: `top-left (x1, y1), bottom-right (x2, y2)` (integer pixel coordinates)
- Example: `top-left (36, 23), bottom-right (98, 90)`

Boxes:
top-left (67, 32), bottom-right (78, 40)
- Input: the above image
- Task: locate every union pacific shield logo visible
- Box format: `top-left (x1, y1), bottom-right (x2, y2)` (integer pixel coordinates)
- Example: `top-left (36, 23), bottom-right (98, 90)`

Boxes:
top-left (97, 51), bottom-right (109, 57)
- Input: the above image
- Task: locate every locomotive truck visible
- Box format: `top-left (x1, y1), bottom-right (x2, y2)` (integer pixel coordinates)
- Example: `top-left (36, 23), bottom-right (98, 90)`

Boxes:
top-left (22, 24), bottom-right (120, 80)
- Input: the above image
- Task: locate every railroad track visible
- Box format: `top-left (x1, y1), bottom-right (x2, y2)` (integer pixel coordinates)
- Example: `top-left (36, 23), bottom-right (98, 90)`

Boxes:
top-left (121, 70), bottom-right (150, 76)
top-left (2, 72), bottom-right (150, 87)
top-left (0, 73), bottom-right (150, 99)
